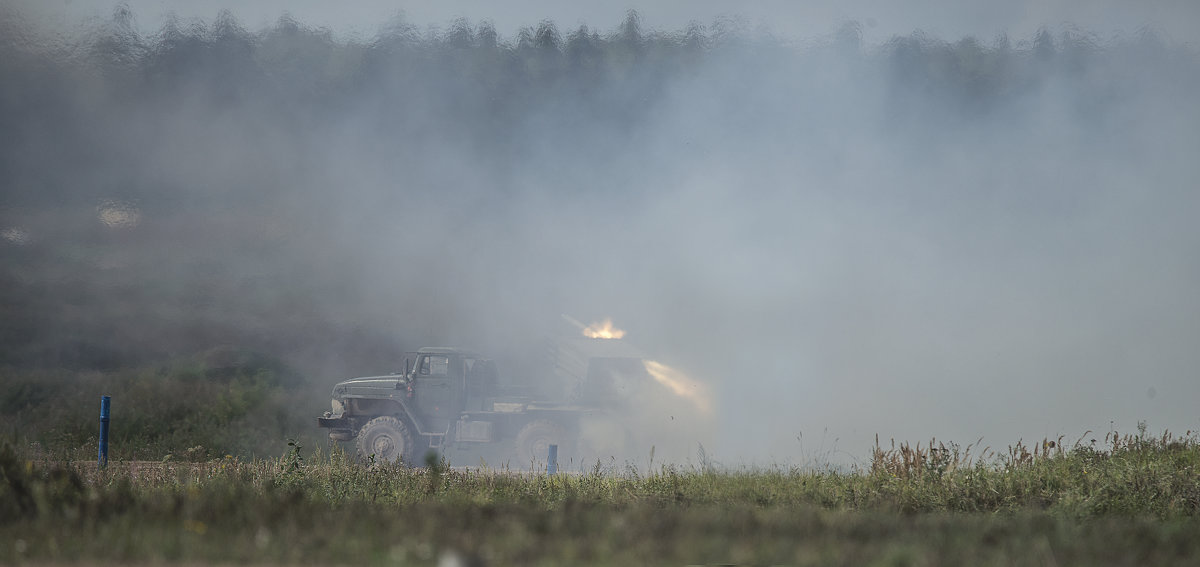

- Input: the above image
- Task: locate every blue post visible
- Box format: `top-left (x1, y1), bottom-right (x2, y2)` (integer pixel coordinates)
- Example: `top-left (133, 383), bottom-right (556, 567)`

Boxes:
top-left (547, 444), bottom-right (558, 474)
top-left (98, 395), bottom-right (111, 468)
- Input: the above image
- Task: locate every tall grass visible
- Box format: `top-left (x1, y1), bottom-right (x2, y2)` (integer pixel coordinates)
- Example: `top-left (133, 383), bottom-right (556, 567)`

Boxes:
top-left (2, 429), bottom-right (1198, 565)
top-left (867, 426), bottom-right (1200, 517)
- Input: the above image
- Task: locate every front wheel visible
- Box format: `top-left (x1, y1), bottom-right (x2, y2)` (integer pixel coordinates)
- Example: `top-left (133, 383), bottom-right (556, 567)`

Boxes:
top-left (356, 416), bottom-right (413, 464)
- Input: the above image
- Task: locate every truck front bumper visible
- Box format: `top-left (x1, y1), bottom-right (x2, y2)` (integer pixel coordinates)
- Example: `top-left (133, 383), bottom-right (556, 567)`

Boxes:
top-left (317, 416), bottom-right (352, 429)
top-left (318, 416), bottom-right (356, 441)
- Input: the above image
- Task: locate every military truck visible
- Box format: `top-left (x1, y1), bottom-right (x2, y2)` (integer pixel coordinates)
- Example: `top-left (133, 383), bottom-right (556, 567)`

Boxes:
top-left (317, 346), bottom-right (636, 466)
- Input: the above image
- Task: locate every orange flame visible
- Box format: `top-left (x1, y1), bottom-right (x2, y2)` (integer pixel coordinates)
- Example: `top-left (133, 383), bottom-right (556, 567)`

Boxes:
top-left (643, 360), bottom-right (713, 415)
top-left (582, 318), bottom-right (626, 339)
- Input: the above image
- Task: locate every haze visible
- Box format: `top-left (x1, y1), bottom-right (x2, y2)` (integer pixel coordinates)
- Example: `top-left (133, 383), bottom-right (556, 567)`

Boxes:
top-left (2, 1), bottom-right (1198, 467)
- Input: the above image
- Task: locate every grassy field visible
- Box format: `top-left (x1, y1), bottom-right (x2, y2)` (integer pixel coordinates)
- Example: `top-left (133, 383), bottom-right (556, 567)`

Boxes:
top-left (0, 359), bottom-right (330, 462)
top-left (2, 429), bottom-right (1197, 566)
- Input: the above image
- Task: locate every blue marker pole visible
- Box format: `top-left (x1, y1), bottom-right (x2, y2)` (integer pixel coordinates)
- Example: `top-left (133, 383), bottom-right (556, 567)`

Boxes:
top-left (547, 444), bottom-right (558, 474)
top-left (98, 395), bottom-right (111, 468)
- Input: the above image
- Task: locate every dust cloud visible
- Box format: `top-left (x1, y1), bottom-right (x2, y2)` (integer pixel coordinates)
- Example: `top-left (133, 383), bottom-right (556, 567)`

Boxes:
top-left (2, 2), bottom-right (1198, 466)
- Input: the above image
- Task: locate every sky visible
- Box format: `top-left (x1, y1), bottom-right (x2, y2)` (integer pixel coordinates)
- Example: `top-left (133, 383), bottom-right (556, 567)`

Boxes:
top-left (3, 0), bottom-right (1199, 468)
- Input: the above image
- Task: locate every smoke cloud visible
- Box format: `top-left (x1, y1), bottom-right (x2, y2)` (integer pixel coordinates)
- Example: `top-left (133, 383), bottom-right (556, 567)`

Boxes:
top-left (2, 3), bottom-right (1198, 466)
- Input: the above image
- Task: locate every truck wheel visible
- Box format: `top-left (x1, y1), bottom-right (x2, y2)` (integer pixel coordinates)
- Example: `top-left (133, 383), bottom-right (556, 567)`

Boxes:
top-left (515, 420), bottom-right (570, 469)
top-left (356, 416), bottom-right (413, 464)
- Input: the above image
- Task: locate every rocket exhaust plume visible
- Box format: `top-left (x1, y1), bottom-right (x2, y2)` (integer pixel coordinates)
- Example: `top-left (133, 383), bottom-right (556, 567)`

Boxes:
top-left (643, 360), bottom-right (713, 415)
top-left (582, 318), bottom-right (626, 339)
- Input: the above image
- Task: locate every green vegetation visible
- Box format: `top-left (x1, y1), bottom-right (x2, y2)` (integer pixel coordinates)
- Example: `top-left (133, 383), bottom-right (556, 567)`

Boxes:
top-left (0, 352), bottom-right (324, 461)
top-left (2, 430), bottom-right (1197, 565)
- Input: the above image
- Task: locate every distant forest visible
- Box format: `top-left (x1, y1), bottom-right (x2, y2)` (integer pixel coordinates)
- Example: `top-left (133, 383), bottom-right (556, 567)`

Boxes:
top-left (2, 8), bottom-right (1194, 207)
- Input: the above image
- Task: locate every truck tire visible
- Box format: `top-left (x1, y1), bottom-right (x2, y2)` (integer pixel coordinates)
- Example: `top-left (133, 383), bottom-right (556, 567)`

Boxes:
top-left (356, 416), bottom-right (413, 464)
top-left (515, 420), bottom-right (571, 469)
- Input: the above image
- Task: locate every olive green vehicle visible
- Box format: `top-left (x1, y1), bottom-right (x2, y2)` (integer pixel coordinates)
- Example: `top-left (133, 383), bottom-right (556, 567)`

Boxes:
top-left (317, 346), bottom-right (640, 467)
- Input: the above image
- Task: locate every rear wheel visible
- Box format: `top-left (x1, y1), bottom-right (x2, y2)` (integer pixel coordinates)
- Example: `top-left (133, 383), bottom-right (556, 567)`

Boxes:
top-left (356, 416), bottom-right (413, 464)
top-left (515, 420), bottom-right (572, 469)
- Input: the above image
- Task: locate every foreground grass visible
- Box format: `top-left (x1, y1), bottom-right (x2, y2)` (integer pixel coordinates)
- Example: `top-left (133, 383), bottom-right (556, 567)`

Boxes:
top-left (2, 430), bottom-right (1198, 565)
